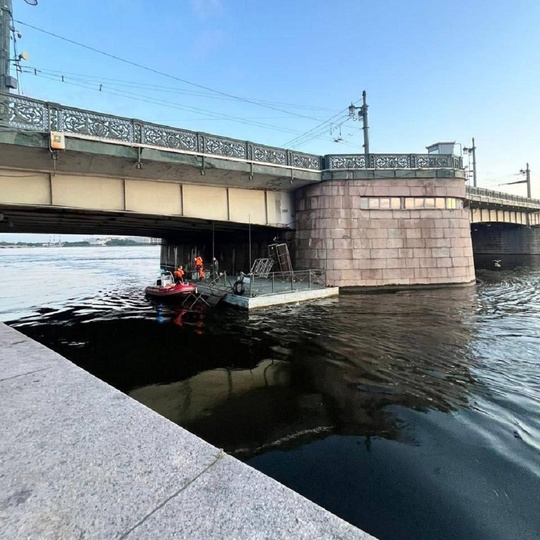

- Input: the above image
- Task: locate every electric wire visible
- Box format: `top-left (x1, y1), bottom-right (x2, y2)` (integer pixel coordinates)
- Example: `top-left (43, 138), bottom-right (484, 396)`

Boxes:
top-left (282, 97), bottom-right (362, 148)
top-left (15, 20), bottom-right (328, 121)
top-left (21, 69), bottom-right (361, 148)
top-left (283, 111), bottom-right (350, 148)
top-left (14, 21), bottom-right (363, 150)
top-left (10, 20), bottom-right (365, 150)
top-left (26, 71), bottom-right (359, 148)
top-left (24, 66), bottom-right (333, 112)
top-left (25, 71), bottom-right (302, 136)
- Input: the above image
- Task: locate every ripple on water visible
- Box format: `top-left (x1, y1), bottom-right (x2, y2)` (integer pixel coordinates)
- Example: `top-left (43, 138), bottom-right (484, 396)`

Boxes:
top-left (3, 250), bottom-right (540, 540)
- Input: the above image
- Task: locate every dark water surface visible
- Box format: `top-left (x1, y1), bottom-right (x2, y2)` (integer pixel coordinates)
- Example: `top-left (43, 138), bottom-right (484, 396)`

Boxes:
top-left (2, 247), bottom-right (539, 540)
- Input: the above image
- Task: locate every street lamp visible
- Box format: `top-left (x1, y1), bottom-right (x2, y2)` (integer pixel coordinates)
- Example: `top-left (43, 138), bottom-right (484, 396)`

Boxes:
top-left (348, 90), bottom-right (370, 164)
top-left (463, 137), bottom-right (477, 187)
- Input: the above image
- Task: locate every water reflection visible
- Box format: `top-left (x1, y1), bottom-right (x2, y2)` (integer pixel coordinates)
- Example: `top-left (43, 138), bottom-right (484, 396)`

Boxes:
top-left (7, 249), bottom-right (540, 540)
top-left (126, 286), bottom-right (481, 458)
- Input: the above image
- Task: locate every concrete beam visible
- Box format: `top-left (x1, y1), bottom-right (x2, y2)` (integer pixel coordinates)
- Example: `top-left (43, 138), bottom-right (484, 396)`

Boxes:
top-left (0, 131), bottom-right (321, 192)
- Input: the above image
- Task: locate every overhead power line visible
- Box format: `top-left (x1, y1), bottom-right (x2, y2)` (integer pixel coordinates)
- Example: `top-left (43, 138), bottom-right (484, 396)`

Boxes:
top-left (16, 19), bottom-right (324, 121)
top-left (21, 68), bottom-right (361, 149)
top-left (23, 70), bottom-right (304, 136)
top-left (23, 68), bottom-right (360, 153)
top-left (282, 109), bottom-right (351, 148)
top-left (24, 65), bottom-right (333, 112)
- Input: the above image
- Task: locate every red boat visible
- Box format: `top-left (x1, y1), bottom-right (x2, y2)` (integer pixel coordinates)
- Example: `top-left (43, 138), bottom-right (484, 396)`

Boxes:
top-left (145, 271), bottom-right (197, 299)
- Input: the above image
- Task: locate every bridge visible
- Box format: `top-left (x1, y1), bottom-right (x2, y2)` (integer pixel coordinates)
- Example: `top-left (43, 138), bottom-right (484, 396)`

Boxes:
top-left (1, 92), bottom-right (539, 287)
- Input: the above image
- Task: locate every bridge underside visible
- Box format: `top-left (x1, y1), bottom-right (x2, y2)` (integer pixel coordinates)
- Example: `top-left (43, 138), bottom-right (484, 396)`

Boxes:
top-left (0, 203), bottom-right (278, 239)
top-left (471, 222), bottom-right (540, 269)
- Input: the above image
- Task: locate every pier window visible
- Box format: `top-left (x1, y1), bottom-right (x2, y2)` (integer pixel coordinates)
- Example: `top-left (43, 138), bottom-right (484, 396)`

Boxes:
top-left (404, 197), bottom-right (463, 210)
top-left (358, 197), bottom-right (463, 210)
top-left (446, 198), bottom-right (463, 209)
top-left (359, 197), bottom-right (400, 209)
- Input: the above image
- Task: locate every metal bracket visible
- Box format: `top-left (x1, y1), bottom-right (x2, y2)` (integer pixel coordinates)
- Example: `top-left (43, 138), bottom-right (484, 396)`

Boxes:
top-left (50, 150), bottom-right (59, 176)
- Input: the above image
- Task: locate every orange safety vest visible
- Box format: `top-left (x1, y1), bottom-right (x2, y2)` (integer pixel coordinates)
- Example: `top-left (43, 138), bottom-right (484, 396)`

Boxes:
top-left (195, 257), bottom-right (203, 267)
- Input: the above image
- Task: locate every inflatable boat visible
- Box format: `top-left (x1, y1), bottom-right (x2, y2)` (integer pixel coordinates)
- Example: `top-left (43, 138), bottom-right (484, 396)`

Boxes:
top-left (145, 271), bottom-right (196, 299)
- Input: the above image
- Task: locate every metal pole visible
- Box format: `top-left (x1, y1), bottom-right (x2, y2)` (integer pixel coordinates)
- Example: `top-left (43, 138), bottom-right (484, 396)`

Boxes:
top-left (526, 163), bottom-right (531, 199)
top-left (472, 137), bottom-right (477, 187)
top-left (211, 220), bottom-right (215, 278)
top-left (248, 215), bottom-right (252, 273)
top-left (0, 0), bottom-right (11, 93)
top-left (362, 90), bottom-right (370, 164)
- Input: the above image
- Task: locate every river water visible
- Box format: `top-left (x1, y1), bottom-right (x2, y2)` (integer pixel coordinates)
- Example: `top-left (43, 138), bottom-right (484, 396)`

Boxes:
top-left (1, 246), bottom-right (539, 540)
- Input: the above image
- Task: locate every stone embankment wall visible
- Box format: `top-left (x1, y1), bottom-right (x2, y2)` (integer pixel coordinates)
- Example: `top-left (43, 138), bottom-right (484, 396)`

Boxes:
top-left (295, 177), bottom-right (475, 289)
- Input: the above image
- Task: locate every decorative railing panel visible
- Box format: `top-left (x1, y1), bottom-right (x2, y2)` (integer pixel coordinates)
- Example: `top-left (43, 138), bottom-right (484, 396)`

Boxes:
top-left (142, 123), bottom-right (198, 152)
top-left (203, 135), bottom-right (247, 159)
top-left (1, 93), bottom-right (50, 131)
top-left (58, 109), bottom-right (135, 142)
top-left (251, 144), bottom-right (287, 166)
top-left (290, 151), bottom-right (322, 170)
top-left (326, 153), bottom-right (462, 170)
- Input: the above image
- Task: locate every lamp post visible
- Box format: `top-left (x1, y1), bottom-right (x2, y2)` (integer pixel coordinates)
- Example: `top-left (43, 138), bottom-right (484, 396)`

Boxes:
top-left (0, 0), bottom-right (12, 93)
top-left (463, 137), bottom-right (477, 187)
top-left (348, 90), bottom-right (370, 165)
top-left (0, 0), bottom-right (37, 93)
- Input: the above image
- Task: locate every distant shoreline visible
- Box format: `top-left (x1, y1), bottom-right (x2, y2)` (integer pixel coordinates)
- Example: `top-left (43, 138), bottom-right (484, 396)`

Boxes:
top-left (0, 242), bottom-right (158, 248)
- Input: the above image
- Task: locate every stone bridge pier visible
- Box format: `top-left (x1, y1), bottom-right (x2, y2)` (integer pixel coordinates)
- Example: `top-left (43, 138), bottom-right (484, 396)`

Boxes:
top-left (294, 171), bottom-right (476, 289)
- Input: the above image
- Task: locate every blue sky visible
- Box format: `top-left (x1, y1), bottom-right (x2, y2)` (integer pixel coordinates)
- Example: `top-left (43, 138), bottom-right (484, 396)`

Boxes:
top-left (4, 0), bottom-right (540, 241)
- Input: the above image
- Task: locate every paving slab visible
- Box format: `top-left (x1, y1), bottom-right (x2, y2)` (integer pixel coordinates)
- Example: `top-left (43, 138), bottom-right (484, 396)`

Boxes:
top-left (0, 323), bottom-right (376, 539)
top-left (0, 323), bottom-right (63, 381)
top-left (125, 452), bottom-right (375, 540)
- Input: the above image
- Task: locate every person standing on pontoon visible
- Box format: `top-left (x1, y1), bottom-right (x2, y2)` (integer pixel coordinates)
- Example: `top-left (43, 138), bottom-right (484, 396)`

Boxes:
top-left (194, 256), bottom-right (204, 280)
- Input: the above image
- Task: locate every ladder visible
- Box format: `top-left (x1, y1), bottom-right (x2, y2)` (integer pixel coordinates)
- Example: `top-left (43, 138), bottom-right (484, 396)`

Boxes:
top-left (268, 243), bottom-right (293, 273)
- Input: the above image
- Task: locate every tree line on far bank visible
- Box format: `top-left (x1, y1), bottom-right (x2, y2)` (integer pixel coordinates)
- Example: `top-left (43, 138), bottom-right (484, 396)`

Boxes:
top-left (0, 239), bottom-right (153, 247)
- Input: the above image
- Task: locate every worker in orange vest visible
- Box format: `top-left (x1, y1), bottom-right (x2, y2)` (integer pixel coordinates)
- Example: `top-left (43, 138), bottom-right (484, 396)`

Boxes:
top-left (194, 256), bottom-right (204, 280)
top-left (173, 265), bottom-right (185, 284)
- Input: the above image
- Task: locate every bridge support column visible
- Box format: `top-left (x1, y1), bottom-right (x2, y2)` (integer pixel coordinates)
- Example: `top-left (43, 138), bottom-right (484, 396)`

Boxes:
top-left (295, 176), bottom-right (475, 289)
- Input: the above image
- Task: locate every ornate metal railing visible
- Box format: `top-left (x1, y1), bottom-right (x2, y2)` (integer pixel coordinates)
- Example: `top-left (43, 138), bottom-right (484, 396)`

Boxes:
top-left (0, 92), bottom-right (322, 170)
top-left (0, 92), bottom-right (469, 173)
top-left (324, 153), bottom-right (462, 170)
top-left (466, 186), bottom-right (540, 208)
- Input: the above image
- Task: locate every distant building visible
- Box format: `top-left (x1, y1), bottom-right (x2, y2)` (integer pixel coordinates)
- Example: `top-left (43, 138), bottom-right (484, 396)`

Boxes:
top-left (85, 237), bottom-right (110, 246)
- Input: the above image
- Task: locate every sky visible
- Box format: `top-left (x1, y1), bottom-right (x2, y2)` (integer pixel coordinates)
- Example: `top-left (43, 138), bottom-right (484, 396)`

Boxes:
top-left (3, 0), bottom-right (540, 241)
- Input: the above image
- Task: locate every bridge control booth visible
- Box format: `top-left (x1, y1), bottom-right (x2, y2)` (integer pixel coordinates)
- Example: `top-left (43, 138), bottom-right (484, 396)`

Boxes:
top-left (426, 142), bottom-right (459, 156)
